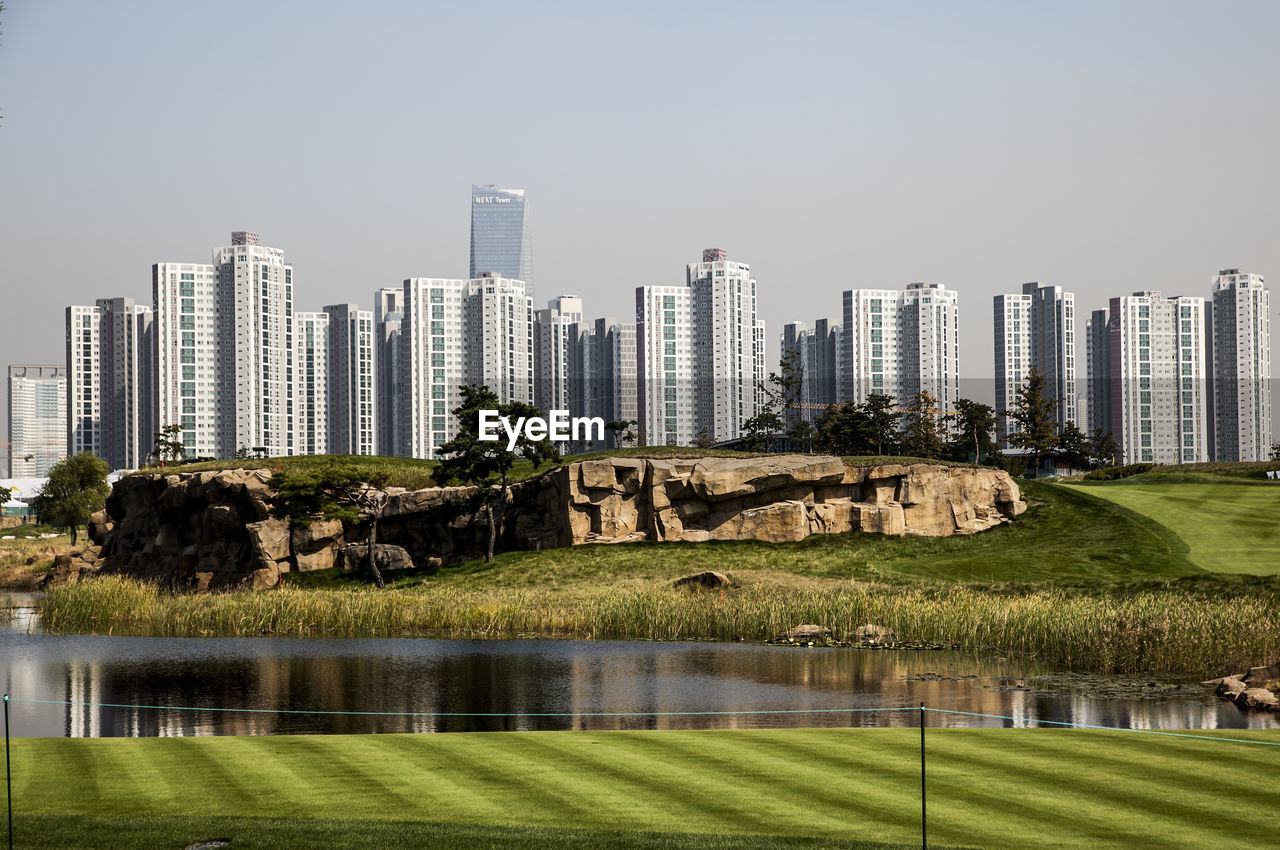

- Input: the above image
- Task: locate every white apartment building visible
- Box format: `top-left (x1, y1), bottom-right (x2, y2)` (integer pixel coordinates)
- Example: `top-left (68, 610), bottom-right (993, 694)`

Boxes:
top-left (374, 288), bottom-right (404, 457)
top-left (534, 295), bottom-right (584, 414)
top-left (1210, 269), bottom-right (1271, 462)
top-left (841, 283), bottom-right (958, 408)
top-left (687, 249), bottom-right (764, 442)
top-left (401, 275), bottom-right (533, 459)
top-left (993, 282), bottom-right (1077, 447)
top-left (7, 365), bottom-right (67, 477)
top-left (154, 232), bottom-right (294, 459)
top-left (65, 298), bottom-right (154, 470)
top-left (1103, 292), bottom-right (1209, 464)
top-left (65, 305), bottom-right (102, 459)
top-left (637, 250), bottom-right (764, 447)
top-left (324, 304), bottom-right (375, 456)
top-left (294, 312), bottom-right (330, 456)
top-left (636, 285), bottom-right (695, 446)
top-left (98, 298), bottom-right (153, 470)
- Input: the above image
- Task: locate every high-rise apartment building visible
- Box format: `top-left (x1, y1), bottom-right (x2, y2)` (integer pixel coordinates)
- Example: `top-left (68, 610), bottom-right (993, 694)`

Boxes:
top-left (1085, 308), bottom-right (1111, 437)
top-left (781, 319), bottom-right (841, 423)
top-left (470, 185), bottom-right (533, 299)
top-left (400, 275), bottom-right (533, 459)
top-left (637, 250), bottom-right (765, 446)
top-left (66, 298), bottom-right (154, 470)
top-left (993, 282), bottom-right (1077, 446)
top-left (534, 296), bottom-right (584, 415)
top-left (323, 304), bottom-right (375, 456)
top-left (294, 312), bottom-right (330, 456)
top-left (97, 298), bottom-right (153, 470)
top-left (688, 249), bottom-right (764, 442)
top-left (1210, 269), bottom-right (1271, 462)
top-left (637, 285), bottom-right (694, 446)
top-left (7, 365), bottom-right (67, 477)
top-left (374, 288), bottom-right (404, 456)
top-left (577, 318), bottom-right (638, 449)
top-left (841, 283), bottom-right (958, 408)
top-left (65, 305), bottom-right (102, 459)
top-left (154, 232), bottom-right (294, 459)
top-left (1089, 291), bottom-right (1209, 464)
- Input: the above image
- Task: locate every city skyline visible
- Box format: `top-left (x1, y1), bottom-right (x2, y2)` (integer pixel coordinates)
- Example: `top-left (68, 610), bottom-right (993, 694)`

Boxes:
top-left (2, 3), bottom-right (1279, 432)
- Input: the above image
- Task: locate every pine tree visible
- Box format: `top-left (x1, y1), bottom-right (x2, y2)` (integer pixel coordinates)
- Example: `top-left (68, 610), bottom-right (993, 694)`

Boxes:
top-left (1004, 367), bottom-right (1060, 473)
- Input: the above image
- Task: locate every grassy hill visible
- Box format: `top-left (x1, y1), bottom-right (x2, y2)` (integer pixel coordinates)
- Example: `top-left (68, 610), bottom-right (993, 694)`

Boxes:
top-left (1071, 471), bottom-right (1280, 575)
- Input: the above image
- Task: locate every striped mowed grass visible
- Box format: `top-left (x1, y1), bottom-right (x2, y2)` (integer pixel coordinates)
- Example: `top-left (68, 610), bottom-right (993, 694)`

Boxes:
top-left (6, 727), bottom-right (1278, 848)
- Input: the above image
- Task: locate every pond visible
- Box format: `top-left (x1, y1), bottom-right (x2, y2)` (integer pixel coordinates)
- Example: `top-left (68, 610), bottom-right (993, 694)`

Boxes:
top-left (2, 596), bottom-right (1270, 737)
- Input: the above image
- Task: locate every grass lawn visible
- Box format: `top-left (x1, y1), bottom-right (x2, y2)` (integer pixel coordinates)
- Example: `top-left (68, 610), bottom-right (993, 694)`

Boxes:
top-left (7, 728), bottom-right (1278, 849)
top-left (1071, 478), bottom-right (1280, 575)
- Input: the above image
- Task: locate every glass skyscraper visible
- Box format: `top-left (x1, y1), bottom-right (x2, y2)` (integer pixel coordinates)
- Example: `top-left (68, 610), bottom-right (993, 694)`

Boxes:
top-left (470, 185), bottom-right (533, 298)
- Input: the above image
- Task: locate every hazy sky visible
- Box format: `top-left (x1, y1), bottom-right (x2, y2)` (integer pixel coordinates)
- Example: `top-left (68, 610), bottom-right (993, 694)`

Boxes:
top-left (2, 1), bottom-right (1277, 423)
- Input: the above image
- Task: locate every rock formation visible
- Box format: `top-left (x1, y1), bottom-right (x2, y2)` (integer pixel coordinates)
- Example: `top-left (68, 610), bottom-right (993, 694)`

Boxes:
top-left (55, 455), bottom-right (1026, 592)
top-left (1206, 664), bottom-right (1280, 712)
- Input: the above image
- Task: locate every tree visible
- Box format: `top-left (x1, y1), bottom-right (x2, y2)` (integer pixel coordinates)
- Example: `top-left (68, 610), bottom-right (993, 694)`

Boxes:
top-left (899, 391), bottom-right (945, 459)
top-left (814, 403), bottom-right (869, 455)
top-left (690, 428), bottom-right (715, 449)
top-left (1055, 422), bottom-right (1090, 470)
top-left (813, 395), bottom-right (899, 457)
top-left (1270, 443), bottom-right (1280, 462)
top-left (152, 424), bottom-right (186, 464)
top-left (31, 453), bottom-right (110, 546)
top-left (950, 398), bottom-right (997, 466)
top-left (1004, 367), bottom-right (1060, 474)
top-left (433, 385), bottom-right (560, 563)
top-left (605, 419), bottom-right (637, 448)
top-left (1089, 428), bottom-right (1120, 468)
top-left (863, 394), bottom-right (901, 456)
top-left (271, 461), bottom-right (393, 587)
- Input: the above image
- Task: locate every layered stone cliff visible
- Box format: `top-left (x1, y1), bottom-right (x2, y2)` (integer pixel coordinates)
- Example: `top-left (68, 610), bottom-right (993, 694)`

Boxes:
top-left (48, 455), bottom-right (1026, 592)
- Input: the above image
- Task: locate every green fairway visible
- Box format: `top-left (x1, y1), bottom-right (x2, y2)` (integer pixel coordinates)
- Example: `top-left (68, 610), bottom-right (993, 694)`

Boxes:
top-left (1073, 480), bottom-right (1280, 574)
top-left (7, 728), bottom-right (1279, 849)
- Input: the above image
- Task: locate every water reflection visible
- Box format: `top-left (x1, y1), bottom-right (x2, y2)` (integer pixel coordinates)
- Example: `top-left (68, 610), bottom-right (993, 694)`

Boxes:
top-left (1, 630), bottom-right (1272, 737)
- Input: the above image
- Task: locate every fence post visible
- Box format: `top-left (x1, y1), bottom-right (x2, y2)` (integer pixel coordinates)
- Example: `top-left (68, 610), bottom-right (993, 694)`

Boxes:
top-left (920, 702), bottom-right (927, 850)
top-left (5, 693), bottom-right (11, 850)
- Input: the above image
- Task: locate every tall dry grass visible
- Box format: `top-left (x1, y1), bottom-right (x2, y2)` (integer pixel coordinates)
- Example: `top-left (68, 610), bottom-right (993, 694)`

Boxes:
top-left (37, 575), bottom-right (1278, 676)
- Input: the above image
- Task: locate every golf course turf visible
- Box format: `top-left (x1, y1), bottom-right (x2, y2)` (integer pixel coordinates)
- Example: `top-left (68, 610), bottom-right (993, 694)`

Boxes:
top-left (7, 727), bottom-right (1278, 849)
top-left (1072, 478), bottom-right (1280, 574)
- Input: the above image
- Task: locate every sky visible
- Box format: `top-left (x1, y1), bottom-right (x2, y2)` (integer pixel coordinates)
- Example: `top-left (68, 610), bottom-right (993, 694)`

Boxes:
top-left (2, 1), bottom-right (1278, 426)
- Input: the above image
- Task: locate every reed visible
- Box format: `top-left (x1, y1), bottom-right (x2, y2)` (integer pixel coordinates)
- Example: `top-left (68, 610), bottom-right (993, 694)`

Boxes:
top-left (39, 575), bottom-right (1278, 676)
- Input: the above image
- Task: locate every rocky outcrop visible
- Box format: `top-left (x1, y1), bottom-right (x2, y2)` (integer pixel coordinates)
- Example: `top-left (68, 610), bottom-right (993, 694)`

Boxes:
top-left (555, 455), bottom-right (1025, 545)
top-left (91, 468), bottom-right (287, 592)
top-left (1206, 668), bottom-right (1280, 712)
top-left (38, 547), bottom-right (104, 588)
top-left (66, 455), bottom-right (1026, 592)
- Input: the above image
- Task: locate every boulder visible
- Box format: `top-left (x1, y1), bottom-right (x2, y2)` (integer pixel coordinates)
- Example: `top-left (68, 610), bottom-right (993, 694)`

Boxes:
top-left (784, 624), bottom-right (830, 641)
top-left (1243, 664), bottom-right (1280, 686)
top-left (88, 510), bottom-right (113, 546)
top-left (856, 504), bottom-right (906, 536)
top-left (1235, 688), bottom-right (1279, 711)
top-left (39, 547), bottom-right (103, 588)
top-left (705, 501), bottom-right (809, 543)
top-left (246, 518), bottom-right (291, 563)
top-left (339, 543), bottom-right (416, 573)
top-left (690, 456), bottom-right (846, 502)
top-left (291, 518), bottom-right (344, 552)
top-left (673, 571), bottom-right (730, 590)
top-left (1215, 677), bottom-right (1247, 699)
top-left (853, 624), bottom-right (897, 644)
